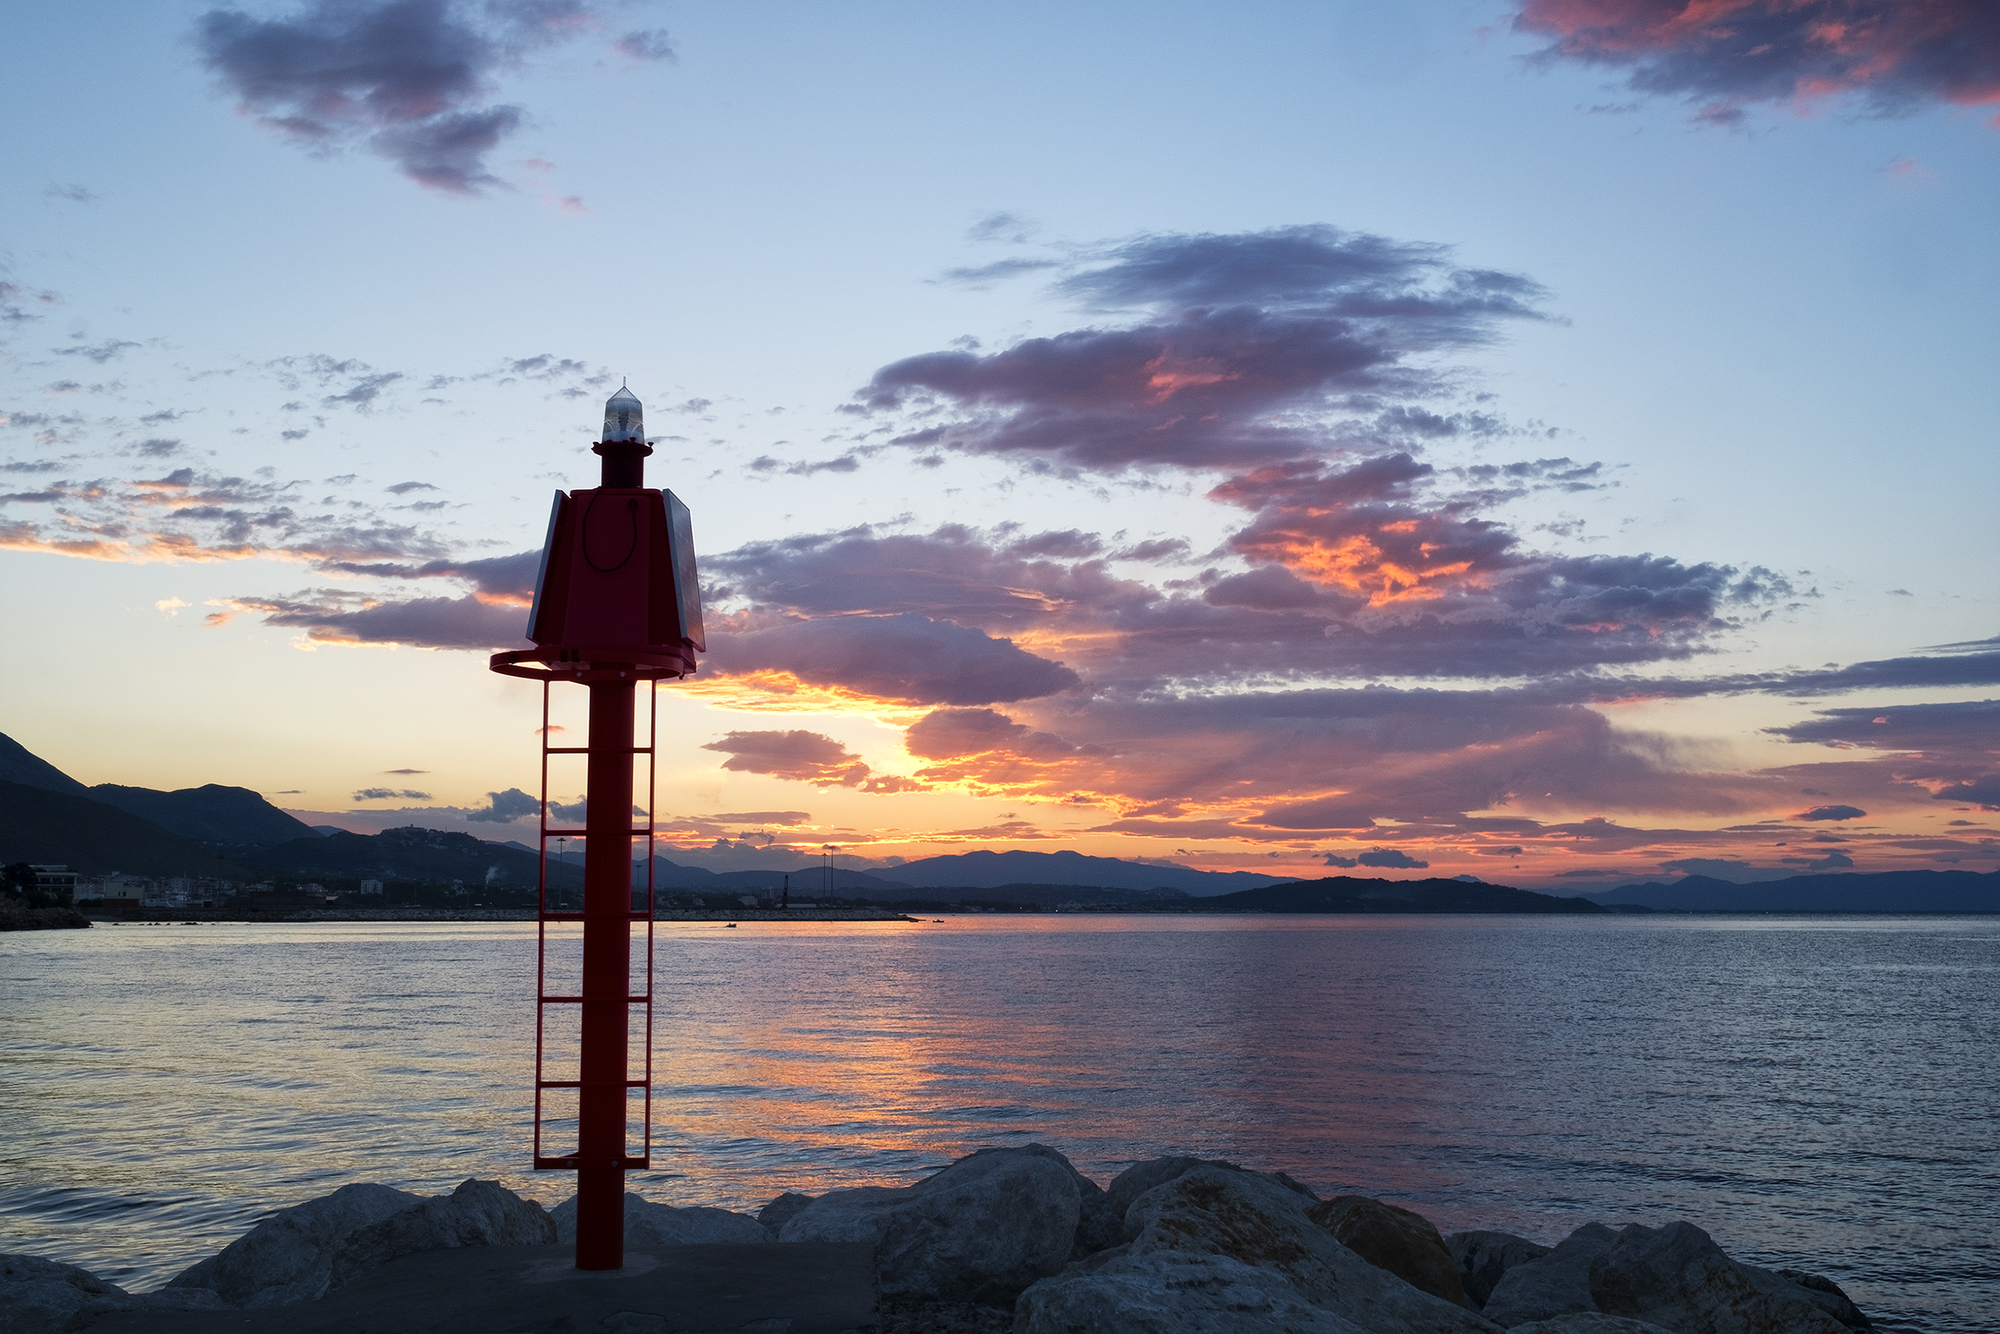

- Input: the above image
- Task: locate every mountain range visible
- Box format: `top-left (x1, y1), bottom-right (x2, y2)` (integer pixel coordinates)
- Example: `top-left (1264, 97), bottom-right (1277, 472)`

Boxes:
top-left (3, 731), bottom-right (1994, 911)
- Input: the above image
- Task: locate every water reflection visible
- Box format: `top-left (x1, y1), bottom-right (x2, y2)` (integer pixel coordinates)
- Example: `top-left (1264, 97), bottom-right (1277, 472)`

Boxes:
top-left (0, 916), bottom-right (1993, 1332)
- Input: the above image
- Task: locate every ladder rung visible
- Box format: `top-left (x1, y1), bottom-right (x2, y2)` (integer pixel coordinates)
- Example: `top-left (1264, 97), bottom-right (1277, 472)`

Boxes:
top-left (535, 1079), bottom-right (651, 1090)
top-left (545, 747), bottom-right (652, 755)
top-left (538, 995), bottom-right (652, 1004)
top-left (534, 1155), bottom-right (649, 1170)
top-left (537, 911), bottom-right (654, 921)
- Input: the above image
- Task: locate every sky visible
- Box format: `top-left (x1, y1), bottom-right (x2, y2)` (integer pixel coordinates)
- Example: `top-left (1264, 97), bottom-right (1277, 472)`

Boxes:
top-left (1, 0), bottom-right (1996, 889)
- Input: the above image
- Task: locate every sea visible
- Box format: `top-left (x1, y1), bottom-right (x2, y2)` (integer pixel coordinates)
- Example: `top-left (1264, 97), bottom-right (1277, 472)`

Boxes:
top-left (0, 914), bottom-right (1993, 1331)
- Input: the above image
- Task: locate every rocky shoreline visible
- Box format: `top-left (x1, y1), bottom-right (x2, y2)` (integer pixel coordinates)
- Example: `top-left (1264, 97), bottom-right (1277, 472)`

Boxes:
top-left (0, 1146), bottom-right (1874, 1333)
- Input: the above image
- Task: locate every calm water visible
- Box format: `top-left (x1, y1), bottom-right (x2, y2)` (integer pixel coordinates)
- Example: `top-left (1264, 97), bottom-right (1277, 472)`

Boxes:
top-left (0, 916), bottom-right (1993, 1330)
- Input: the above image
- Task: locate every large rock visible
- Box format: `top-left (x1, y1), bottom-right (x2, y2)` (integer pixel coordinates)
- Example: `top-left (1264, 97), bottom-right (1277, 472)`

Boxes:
top-left (1105, 1157), bottom-right (1316, 1229)
top-left (551, 1191), bottom-right (770, 1244)
top-left (1481, 1223), bottom-right (1617, 1327)
top-left (778, 1144), bottom-right (1081, 1306)
top-left (757, 1191), bottom-right (816, 1233)
top-left (326, 1179), bottom-right (554, 1290)
top-left (1016, 1249), bottom-right (1372, 1334)
top-left (1587, 1222), bottom-right (1850, 1334)
top-left (1118, 1166), bottom-right (1499, 1334)
top-left (1770, 1269), bottom-right (1872, 1331)
top-left (165, 1181), bottom-right (424, 1307)
top-left (981, 1145), bottom-right (1122, 1257)
top-left (1508, 1318), bottom-right (1674, 1334)
top-left (1309, 1196), bottom-right (1471, 1307)
top-left (1446, 1229), bottom-right (1552, 1309)
top-left (2, 1252), bottom-right (229, 1333)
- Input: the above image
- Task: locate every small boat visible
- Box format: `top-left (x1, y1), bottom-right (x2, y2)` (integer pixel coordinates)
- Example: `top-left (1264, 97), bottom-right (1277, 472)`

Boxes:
top-left (724, 922), bottom-right (737, 928)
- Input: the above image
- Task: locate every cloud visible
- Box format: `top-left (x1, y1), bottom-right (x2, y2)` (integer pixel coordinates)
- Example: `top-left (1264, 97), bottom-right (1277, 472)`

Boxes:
top-left (1793, 804), bottom-right (1866, 821)
top-left (465, 786), bottom-right (540, 823)
top-left (701, 730), bottom-right (873, 787)
top-left (235, 590), bottom-right (530, 649)
top-left (709, 810), bottom-right (813, 826)
top-left (194, 0), bottom-right (602, 193)
top-left (1322, 853), bottom-right (1359, 867)
top-left (1514, 0), bottom-right (2000, 127)
top-left (705, 613), bottom-right (1081, 707)
top-left (967, 211), bottom-right (1037, 244)
top-left (1660, 857), bottom-right (1797, 883)
top-left (613, 28), bottom-right (675, 61)
top-left (54, 339), bottom-right (139, 364)
top-left (1356, 848), bottom-right (1429, 869)
top-left (43, 183), bottom-right (97, 204)
top-left (858, 224), bottom-right (1549, 474)
top-left (385, 768), bottom-right (429, 774)
top-left (354, 786), bottom-right (432, 800)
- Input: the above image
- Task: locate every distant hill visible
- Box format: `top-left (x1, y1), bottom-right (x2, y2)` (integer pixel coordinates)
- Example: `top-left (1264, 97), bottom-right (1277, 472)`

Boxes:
top-left (1198, 876), bottom-right (1607, 914)
top-left (1584, 869), bottom-right (2000, 912)
top-left (250, 826), bottom-right (582, 890)
top-left (0, 731), bottom-right (312, 850)
top-left (0, 733), bottom-right (90, 797)
top-left (873, 849), bottom-right (1294, 895)
top-left (89, 783), bottom-right (318, 848)
top-left (861, 882), bottom-right (1189, 907)
top-left (642, 857), bottom-right (915, 895)
top-left (0, 779), bottom-right (265, 879)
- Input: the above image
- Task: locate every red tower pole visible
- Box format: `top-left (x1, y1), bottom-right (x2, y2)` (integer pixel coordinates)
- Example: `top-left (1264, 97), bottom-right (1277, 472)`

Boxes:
top-left (576, 678), bottom-right (635, 1270)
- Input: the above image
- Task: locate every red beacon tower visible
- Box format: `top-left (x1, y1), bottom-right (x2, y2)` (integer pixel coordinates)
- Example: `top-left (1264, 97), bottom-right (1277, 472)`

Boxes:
top-left (490, 385), bottom-right (704, 1270)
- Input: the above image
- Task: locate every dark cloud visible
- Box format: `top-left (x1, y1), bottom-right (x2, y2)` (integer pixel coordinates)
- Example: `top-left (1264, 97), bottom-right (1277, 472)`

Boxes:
top-left (710, 810), bottom-right (812, 825)
top-left (319, 550), bottom-right (538, 603)
top-left (1322, 853), bottom-right (1359, 867)
top-left (705, 612), bottom-right (1081, 706)
top-left (613, 28), bottom-right (675, 61)
top-left (859, 224), bottom-right (1549, 474)
top-left (44, 183), bottom-right (98, 204)
top-left (1515, 1), bottom-right (2000, 127)
top-left (466, 786), bottom-right (540, 823)
top-left (1356, 848), bottom-right (1429, 869)
top-left (135, 438), bottom-right (182, 458)
top-left (354, 786), bottom-right (432, 800)
top-left (1794, 804), bottom-right (1866, 821)
top-left (194, 0), bottom-right (601, 193)
top-left (701, 731), bottom-right (872, 788)
top-left (237, 591), bottom-right (529, 649)
top-left (387, 481), bottom-right (438, 494)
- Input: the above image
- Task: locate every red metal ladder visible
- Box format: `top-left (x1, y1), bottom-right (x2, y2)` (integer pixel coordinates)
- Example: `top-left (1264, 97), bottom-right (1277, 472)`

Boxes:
top-left (531, 678), bottom-right (656, 1171)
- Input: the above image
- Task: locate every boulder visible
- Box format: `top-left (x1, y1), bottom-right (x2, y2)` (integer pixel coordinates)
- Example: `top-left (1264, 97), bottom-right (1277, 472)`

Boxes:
top-left (326, 1179), bottom-right (554, 1289)
top-left (164, 1181), bottom-right (424, 1307)
top-left (777, 1144), bottom-right (1081, 1306)
top-left (1308, 1196), bottom-right (1471, 1307)
top-left (1481, 1223), bottom-right (1616, 1328)
top-left (552, 1191), bottom-right (771, 1244)
top-left (1120, 1166), bottom-right (1499, 1334)
top-left (960, 1144), bottom-right (1121, 1258)
top-left (1016, 1248), bottom-right (1373, 1334)
top-left (1105, 1157), bottom-right (1318, 1232)
top-left (2, 1252), bottom-right (229, 1333)
top-left (1587, 1222), bottom-right (1850, 1334)
top-left (757, 1191), bottom-right (816, 1233)
top-left (1446, 1230), bottom-right (1552, 1309)
top-left (1770, 1269), bottom-right (1872, 1331)
top-left (1508, 1318), bottom-right (1674, 1334)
